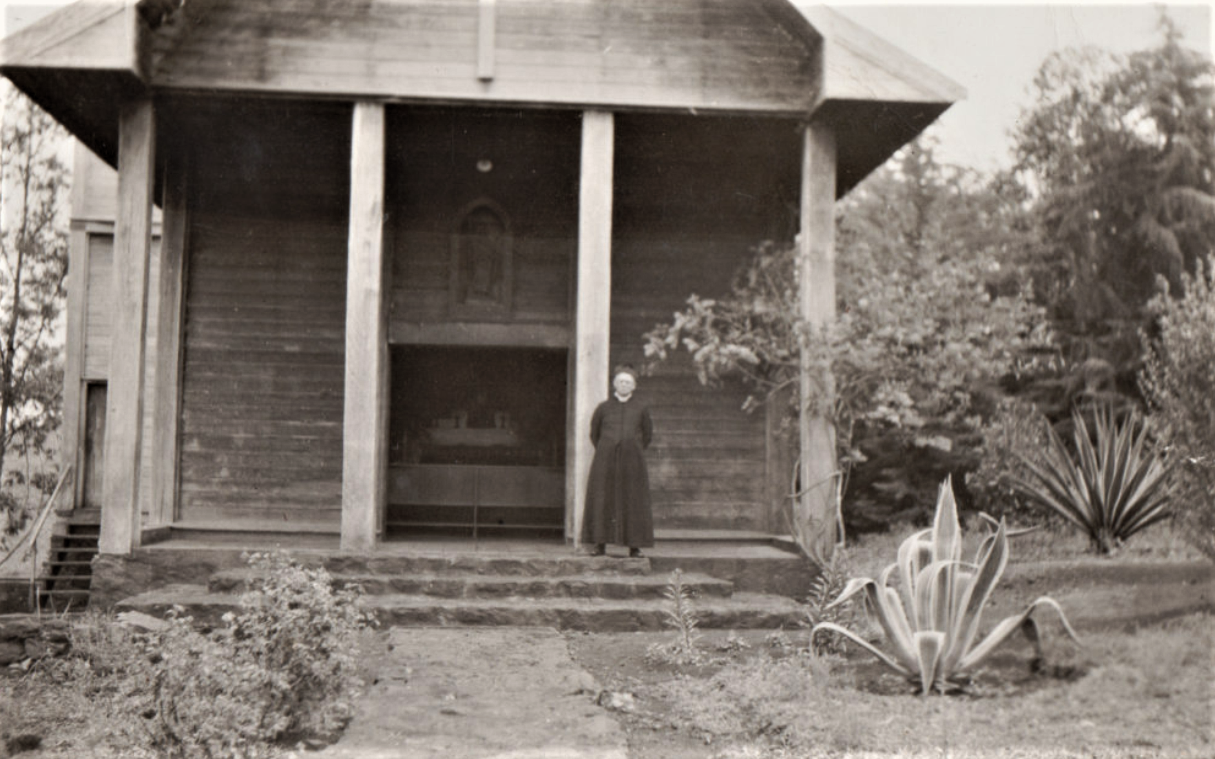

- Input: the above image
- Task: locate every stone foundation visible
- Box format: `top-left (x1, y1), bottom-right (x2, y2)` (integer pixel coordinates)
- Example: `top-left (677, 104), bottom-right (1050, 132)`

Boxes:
top-left (0, 614), bottom-right (70, 666)
top-left (0, 579), bottom-right (32, 614)
top-left (91, 549), bottom-right (249, 609)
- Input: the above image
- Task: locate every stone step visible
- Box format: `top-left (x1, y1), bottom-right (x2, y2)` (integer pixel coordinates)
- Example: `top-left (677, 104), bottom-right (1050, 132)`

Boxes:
top-left (116, 585), bottom-right (807, 632)
top-left (208, 568), bottom-right (734, 600)
top-left (133, 550), bottom-right (654, 579)
top-left (322, 554), bottom-right (653, 578)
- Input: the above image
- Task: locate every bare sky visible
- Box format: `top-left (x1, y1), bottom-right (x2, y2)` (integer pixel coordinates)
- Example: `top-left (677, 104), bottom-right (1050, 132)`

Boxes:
top-left (4, 1), bottom-right (1213, 174)
top-left (828, 2), bottom-right (1214, 172)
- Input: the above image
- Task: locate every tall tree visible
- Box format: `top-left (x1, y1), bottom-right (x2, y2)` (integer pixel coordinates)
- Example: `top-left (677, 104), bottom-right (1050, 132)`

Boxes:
top-left (1011, 15), bottom-right (1215, 368)
top-left (0, 85), bottom-right (69, 538)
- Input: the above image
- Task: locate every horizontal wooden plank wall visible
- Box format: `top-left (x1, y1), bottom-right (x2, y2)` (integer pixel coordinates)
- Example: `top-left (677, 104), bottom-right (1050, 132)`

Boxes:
top-left (387, 107), bottom-right (579, 344)
top-left (610, 113), bottom-right (802, 534)
top-left (167, 99), bottom-right (351, 527)
top-left (83, 235), bottom-right (114, 380)
top-left (149, 0), bottom-right (815, 114)
top-left (391, 233), bottom-right (570, 334)
top-left (611, 238), bottom-right (770, 533)
top-left (177, 215), bottom-right (347, 525)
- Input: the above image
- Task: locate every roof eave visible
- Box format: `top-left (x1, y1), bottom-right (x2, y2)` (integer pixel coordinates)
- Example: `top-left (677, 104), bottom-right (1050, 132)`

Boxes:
top-left (0, 1), bottom-right (143, 75)
top-left (766, 2), bottom-right (966, 196)
top-left (0, 1), bottom-right (157, 167)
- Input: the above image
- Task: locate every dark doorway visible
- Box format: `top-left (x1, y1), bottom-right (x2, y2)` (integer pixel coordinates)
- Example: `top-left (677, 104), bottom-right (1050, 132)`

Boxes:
top-left (81, 382), bottom-right (107, 510)
top-left (386, 346), bottom-right (567, 538)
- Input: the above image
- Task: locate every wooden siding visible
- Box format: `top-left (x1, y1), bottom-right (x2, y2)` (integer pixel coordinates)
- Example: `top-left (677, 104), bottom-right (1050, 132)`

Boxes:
top-left (391, 233), bottom-right (571, 334)
top-left (387, 107), bottom-right (579, 344)
top-left (80, 232), bottom-right (163, 523)
top-left (177, 214), bottom-right (348, 524)
top-left (84, 235), bottom-right (163, 381)
top-left (611, 238), bottom-right (772, 532)
top-left (148, 0), bottom-right (816, 114)
top-left (610, 114), bottom-right (801, 533)
top-left (83, 235), bottom-right (114, 381)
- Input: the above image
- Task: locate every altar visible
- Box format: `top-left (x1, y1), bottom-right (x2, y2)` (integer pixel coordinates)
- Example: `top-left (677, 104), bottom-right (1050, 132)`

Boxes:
top-left (386, 345), bottom-right (567, 536)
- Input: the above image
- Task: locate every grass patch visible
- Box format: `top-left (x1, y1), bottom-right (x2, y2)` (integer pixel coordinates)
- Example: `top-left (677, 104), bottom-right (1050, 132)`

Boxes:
top-left (845, 517), bottom-right (1204, 581)
top-left (581, 613), bottom-right (1212, 758)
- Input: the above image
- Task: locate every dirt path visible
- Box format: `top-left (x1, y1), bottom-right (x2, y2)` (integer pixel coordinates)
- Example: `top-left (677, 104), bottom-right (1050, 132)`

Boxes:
top-left (310, 627), bottom-right (627, 759)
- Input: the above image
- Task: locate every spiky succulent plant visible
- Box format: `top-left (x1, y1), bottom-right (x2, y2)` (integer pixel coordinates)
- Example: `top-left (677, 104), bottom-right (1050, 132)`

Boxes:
top-left (1014, 405), bottom-right (1172, 554)
top-left (812, 478), bottom-right (1079, 695)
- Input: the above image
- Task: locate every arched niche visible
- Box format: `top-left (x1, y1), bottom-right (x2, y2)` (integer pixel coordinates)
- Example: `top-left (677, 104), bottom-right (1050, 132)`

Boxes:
top-left (449, 197), bottom-right (513, 319)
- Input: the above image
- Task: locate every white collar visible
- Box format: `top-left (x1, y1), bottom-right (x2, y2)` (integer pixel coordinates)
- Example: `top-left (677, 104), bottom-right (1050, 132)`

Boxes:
top-left (614, 392), bottom-right (633, 403)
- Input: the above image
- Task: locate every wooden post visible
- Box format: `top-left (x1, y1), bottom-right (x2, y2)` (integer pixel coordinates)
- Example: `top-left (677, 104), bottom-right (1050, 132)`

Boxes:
top-left (61, 226), bottom-right (89, 508)
top-left (147, 151), bottom-right (188, 526)
top-left (569, 110), bottom-right (614, 546)
top-left (99, 98), bottom-right (155, 555)
top-left (341, 102), bottom-right (388, 552)
top-left (796, 121), bottom-right (839, 562)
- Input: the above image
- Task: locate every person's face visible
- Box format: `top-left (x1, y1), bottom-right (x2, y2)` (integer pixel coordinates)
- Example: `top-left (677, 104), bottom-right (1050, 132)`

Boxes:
top-left (613, 373), bottom-right (636, 396)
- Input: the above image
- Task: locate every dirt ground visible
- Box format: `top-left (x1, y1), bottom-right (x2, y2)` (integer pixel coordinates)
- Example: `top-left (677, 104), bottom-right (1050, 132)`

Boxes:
top-left (2, 556), bottom-right (1211, 759)
top-left (312, 627), bottom-right (628, 759)
top-left (566, 558), bottom-right (1215, 759)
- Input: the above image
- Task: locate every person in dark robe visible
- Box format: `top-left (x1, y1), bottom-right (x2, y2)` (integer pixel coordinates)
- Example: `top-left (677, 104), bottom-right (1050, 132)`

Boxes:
top-left (582, 365), bottom-right (654, 558)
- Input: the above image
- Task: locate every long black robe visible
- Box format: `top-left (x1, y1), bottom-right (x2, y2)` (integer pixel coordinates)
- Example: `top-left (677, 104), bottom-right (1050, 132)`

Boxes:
top-left (581, 395), bottom-right (654, 548)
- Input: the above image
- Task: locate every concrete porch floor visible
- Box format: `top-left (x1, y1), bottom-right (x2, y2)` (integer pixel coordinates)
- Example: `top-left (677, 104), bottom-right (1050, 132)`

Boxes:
top-left (138, 533), bottom-right (801, 560)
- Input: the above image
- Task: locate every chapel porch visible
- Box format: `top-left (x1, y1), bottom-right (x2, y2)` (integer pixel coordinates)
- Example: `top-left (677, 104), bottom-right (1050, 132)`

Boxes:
top-left (91, 533), bottom-right (818, 630)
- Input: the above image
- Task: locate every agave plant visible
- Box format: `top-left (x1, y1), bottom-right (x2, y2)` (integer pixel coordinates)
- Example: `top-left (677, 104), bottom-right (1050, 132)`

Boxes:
top-left (1014, 405), bottom-right (1172, 554)
top-left (812, 478), bottom-right (1078, 695)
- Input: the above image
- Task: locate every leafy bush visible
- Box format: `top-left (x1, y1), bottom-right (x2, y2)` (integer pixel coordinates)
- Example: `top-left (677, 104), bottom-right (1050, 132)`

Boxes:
top-left (146, 552), bottom-right (374, 758)
top-left (812, 478), bottom-right (1078, 695)
top-left (1013, 405), bottom-right (1172, 554)
top-left (1140, 258), bottom-right (1215, 559)
top-left (642, 223), bottom-right (1053, 540)
top-left (966, 396), bottom-right (1054, 523)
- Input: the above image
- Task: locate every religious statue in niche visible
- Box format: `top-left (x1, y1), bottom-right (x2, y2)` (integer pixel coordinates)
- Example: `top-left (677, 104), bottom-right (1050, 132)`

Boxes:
top-left (450, 198), bottom-right (513, 318)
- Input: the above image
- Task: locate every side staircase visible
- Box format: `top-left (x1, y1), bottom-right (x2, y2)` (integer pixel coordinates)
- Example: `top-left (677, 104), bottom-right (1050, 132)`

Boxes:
top-left (39, 513), bottom-right (100, 611)
top-left (113, 548), bottom-right (810, 631)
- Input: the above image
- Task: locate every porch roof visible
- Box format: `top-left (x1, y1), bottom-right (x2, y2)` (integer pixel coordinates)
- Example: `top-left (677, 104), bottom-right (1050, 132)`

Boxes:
top-left (1, 0), bottom-right (964, 196)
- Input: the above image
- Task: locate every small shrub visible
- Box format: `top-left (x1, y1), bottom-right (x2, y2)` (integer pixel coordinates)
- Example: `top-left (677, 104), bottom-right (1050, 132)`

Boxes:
top-left (66, 609), bottom-right (147, 677)
top-left (145, 552), bottom-right (374, 758)
top-left (646, 569), bottom-right (703, 666)
top-left (1013, 405), bottom-right (1172, 554)
top-left (805, 550), bottom-right (858, 656)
